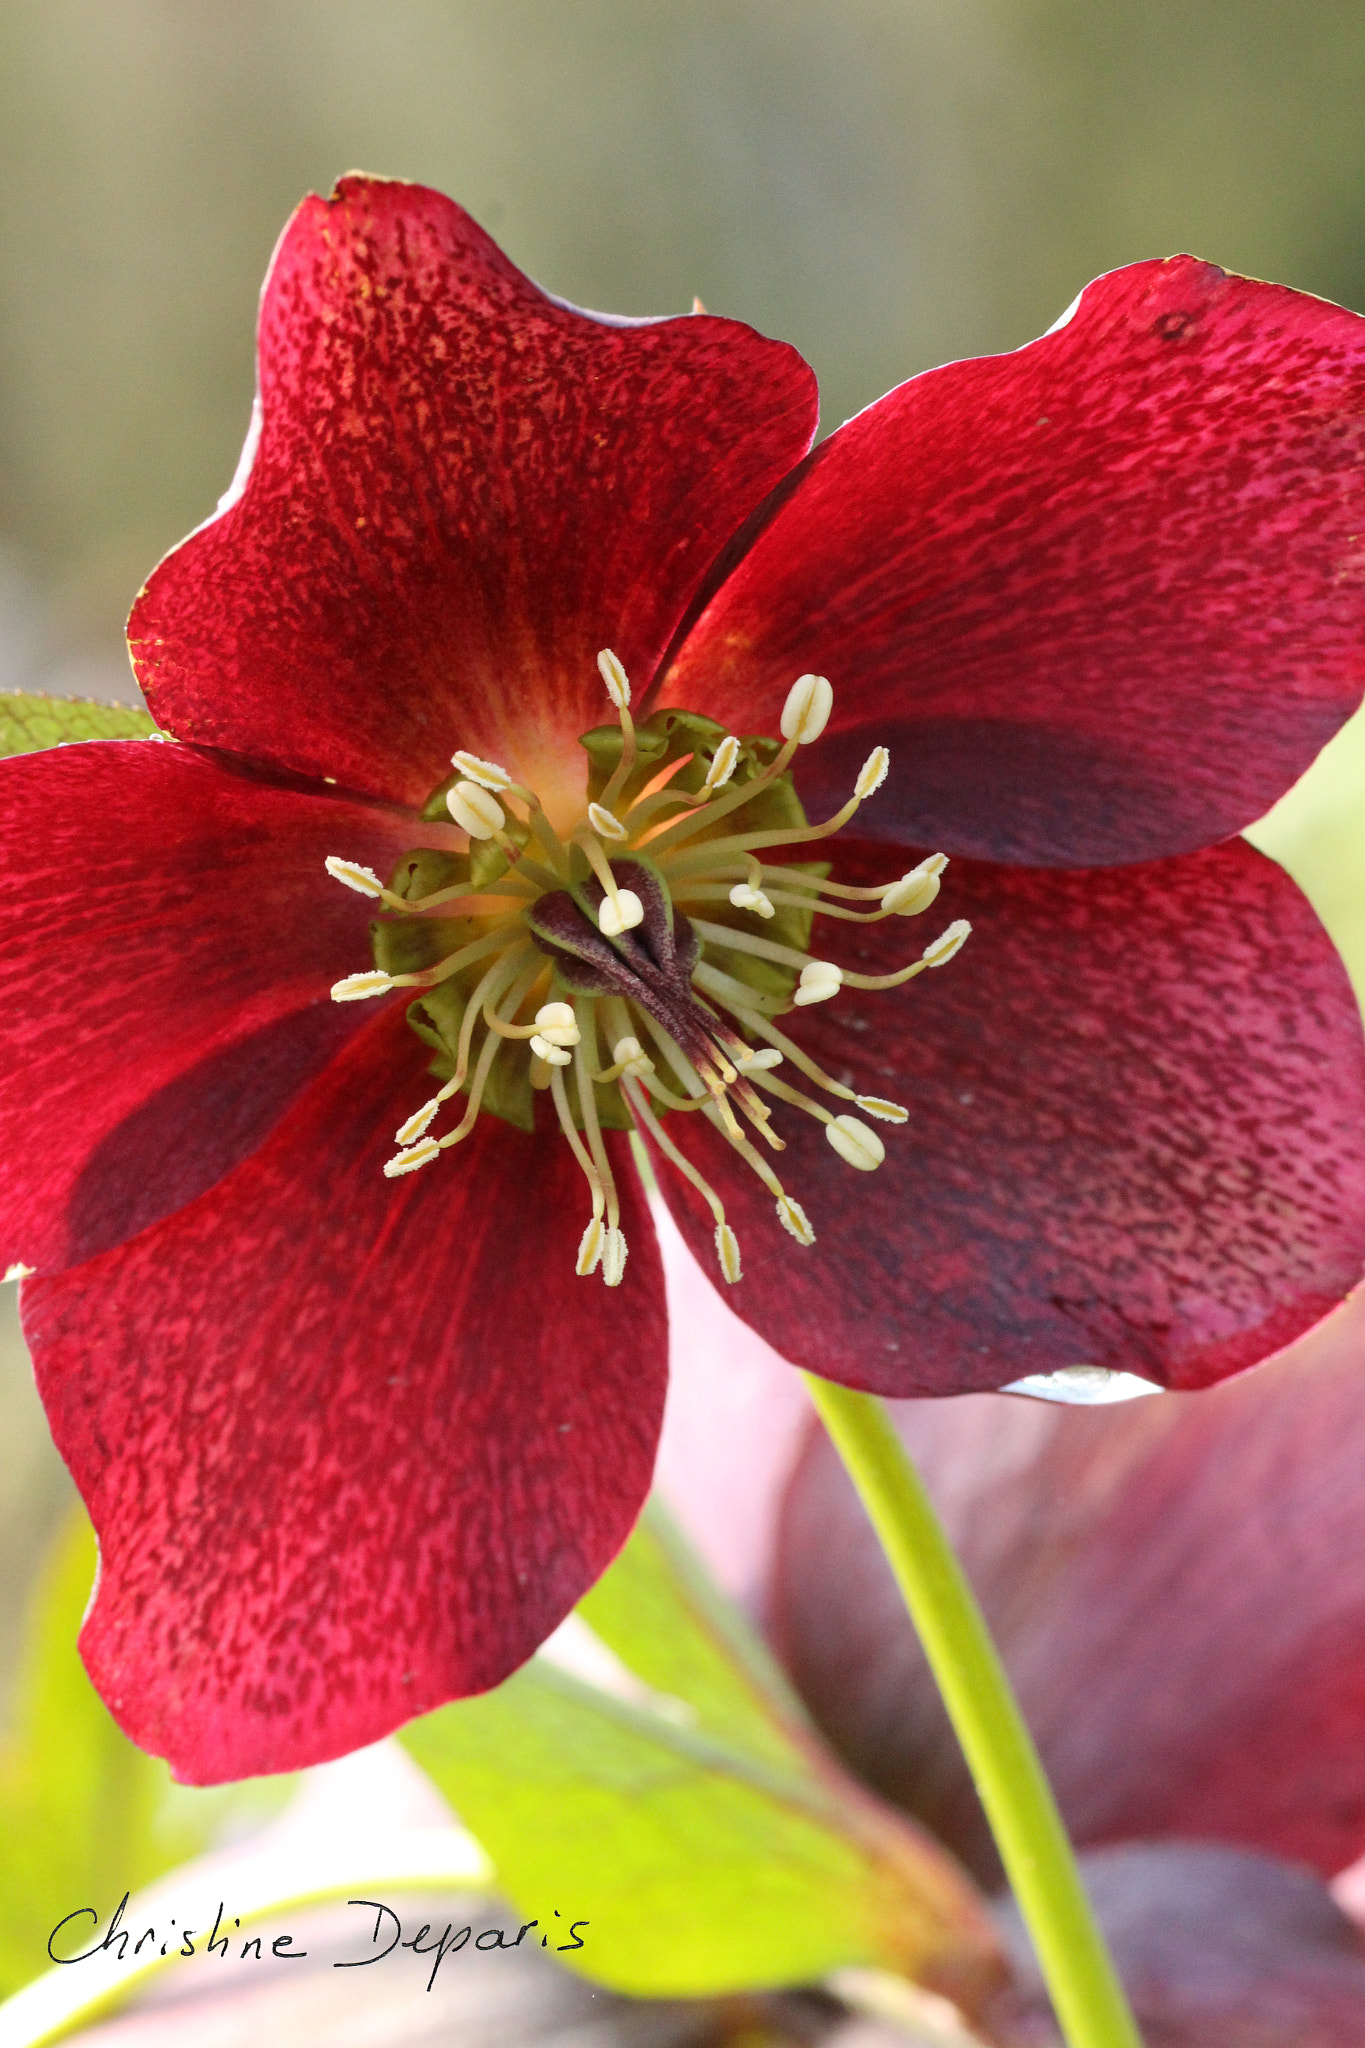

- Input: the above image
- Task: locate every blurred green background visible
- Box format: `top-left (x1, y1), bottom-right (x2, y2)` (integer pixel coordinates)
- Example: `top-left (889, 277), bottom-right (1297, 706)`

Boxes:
top-left (3, 0), bottom-right (1365, 1707)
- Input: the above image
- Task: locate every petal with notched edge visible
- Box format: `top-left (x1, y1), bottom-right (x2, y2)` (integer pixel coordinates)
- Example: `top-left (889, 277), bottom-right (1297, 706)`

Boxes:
top-left (657, 836), bottom-right (1365, 1395)
top-left (21, 1007), bottom-right (665, 1782)
top-left (662, 258), bottom-right (1365, 866)
top-left (131, 175), bottom-right (817, 812)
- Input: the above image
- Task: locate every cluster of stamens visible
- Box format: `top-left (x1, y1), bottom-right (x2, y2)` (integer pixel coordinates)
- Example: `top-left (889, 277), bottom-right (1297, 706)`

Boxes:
top-left (327, 654), bottom-right (970, 1287)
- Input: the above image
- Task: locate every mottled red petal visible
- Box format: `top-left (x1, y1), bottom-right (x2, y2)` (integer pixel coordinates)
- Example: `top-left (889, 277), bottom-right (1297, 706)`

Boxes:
top-left (662, 259), bottom-right (1365, 866)
top-left (130, 176), bottom-right (817, 809)
top-left (985, 1845), bottom-right (1365, 2047)
top-left (22, 1007), bottom-right (665, 1782)
top-left (656, 836), bottom-right (1365, 1394)
top-left (0, 741), bottom-right (416, 1274)
top-left (772, 1288), bottom-right (1365, 1880)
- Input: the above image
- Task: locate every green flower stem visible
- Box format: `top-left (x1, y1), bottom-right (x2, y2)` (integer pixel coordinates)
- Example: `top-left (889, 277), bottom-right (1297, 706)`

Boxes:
top-left (801, 1373), bottom-right (1142, 2048)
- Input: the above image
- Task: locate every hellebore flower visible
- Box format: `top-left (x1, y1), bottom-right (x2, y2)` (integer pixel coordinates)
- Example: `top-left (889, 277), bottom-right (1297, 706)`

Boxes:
top-left (659, 1251), bottom-right (1365, 2044)
top-left (3, 174), bottom-right (1365, 1780)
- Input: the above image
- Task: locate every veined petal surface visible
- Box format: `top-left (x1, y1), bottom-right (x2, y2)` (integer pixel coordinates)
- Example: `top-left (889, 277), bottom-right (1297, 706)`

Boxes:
top-left (131, 176), bottom-right (818, 811)
top-left (22, 1009), bottom-right (666, 1782)
top-left (663, 258), bottom-right (1365, 865)
top-left (659, 837), bottom-right (1365, 1394)
top-left (0, 741), bottom-right (416, 1274)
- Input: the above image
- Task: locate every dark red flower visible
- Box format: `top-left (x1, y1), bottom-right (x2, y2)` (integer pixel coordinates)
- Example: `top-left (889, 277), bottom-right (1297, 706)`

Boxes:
top-left (3, 174), bottom-right (1364, 1780)
top-left (660, 1262), bottom-right (1365, 2043)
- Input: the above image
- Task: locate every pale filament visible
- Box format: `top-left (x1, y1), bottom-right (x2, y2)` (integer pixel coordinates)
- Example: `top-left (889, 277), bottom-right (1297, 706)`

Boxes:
top-left (334, 655), bottom-right (969, 1283)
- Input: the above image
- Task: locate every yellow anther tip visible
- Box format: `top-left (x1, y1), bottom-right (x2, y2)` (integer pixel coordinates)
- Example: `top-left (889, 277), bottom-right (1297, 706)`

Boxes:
top-left (597, 648), bottom-right (631, 709)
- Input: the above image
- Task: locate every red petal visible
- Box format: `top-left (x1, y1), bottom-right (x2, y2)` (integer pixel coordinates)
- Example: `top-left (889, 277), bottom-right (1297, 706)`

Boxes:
top-left (662, 259), bottom-right (1365, 866)
top-left (22, 1007), bottom-right (665, 1782)
top-left (0, 741), bottom-right (416, 1274)
top-left (985, 1844), bottom-right (1365, 2047)
top-left (656, 836), bottom-right (1365, 1394)
top-left (772, 1289), bottom-right (1365, 1880)
top-left (131, 176), bottom-right (818, 809)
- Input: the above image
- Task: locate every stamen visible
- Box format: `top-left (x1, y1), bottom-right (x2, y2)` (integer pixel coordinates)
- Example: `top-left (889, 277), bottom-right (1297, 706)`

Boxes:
top-left (702, 735), bottom-right (740, 792)
top-left (384, 1136), bottom-right (440, 1177)
top-left (715, 1224), bottom-right (743, 1282)
top-left (331, 970), bottom-right (395, 1001)
top-left (597, 648), bottom-right (631, 709)
top-left (734, 1046), bottom-right (782, 1073)
top-left (923, 919), bottom-right (972, 966)
top-left (825, 1115), bottom-right (886, 1171)
top-left (598, 888), bottom-right (645, 937)
top-left (587, 801), bottom-right (628, 843)
top-left (548, 1062), bottom-right (609, 1270)
top-left (794, 960), bottom-right (843, 1006)
top-left (325, 856), bottom-right (384, 899)
top-left (856, 1096), bottom-right (909, 1124)
top-left (395, 1099), bottom-right (443, 1145)
top-left (577, 831), bottom-right (645, 935)
top-left (780, 673), bottom-right (833, 744)
top-left (777, 1195), bottom-right (816, 1246)
top-left (729, 882), bottom-right (776, 919)
top-left (529, 1034), bottom-right (573, 1065)
top-left (854, 747), bottom-right (890, 799)
top-left (535, 1001), bottom-right (581, 1046)
top-left (623, 1078), bottom-right (742, 1287)
top-left (881, 855), bottom-right (947, 916)
top-left (572, 1002), bottom-right (621, 1234)
top-left (452, 750), bottom-right (516, 792)
top-left (601, 1228), bottom-right (629, 1286)
top-left (447, 780), bottom-right (506, 839)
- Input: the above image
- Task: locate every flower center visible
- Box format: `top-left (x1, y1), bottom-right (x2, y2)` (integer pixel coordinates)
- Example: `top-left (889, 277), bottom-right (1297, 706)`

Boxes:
top-left (326, 655), bottom-right (970, 1288)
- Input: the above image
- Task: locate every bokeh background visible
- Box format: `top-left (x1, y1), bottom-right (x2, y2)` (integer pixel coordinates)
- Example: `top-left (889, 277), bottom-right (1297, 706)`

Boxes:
top-left (3, 0), bottom-right (1365, 1881)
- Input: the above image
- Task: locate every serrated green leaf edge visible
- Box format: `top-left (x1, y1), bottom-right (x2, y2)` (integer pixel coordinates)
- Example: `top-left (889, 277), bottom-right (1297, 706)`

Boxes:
top-left (0, 692), bottom-right (158, 761)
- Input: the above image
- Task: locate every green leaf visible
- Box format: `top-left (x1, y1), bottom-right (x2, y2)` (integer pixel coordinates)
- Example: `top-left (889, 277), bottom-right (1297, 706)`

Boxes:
top-left (400, 1502), bottom-right (1000, 2004)
top-left (0, 1512), bottom-right (291, 1996)
top-left (0, 691), bottom-right (157, 760)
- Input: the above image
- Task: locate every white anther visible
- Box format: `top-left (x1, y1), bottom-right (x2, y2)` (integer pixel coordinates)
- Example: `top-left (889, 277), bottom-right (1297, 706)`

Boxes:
top-left (714, 1223), bottom-right (742, 1284)
top-left (612, 1036), bottom-right (654, 1077)
top-left (793, 960), bottom-right (843, 1006)
top-left (395, 1099), bottom-right (442, 1145)
top-left (325, 856), bottom-right (385, 899)
top-left (855, 747), bottom-right (890, 799)
top-left (776, 1195), bottom-right (816, 1246)
top-left (447, 779), bottom-right (506, 839)
top-left (331, 970), bottom-right (395, 1002)
top-left (598, 889), bottom-right (644, 937)
top-left (384, 1137), bottom-right (440, 1177)
top-left (881, 854), bottom-right (947, 916)
top-left (451, 750), bottom-right (514, 791)
top-left (530, 1034), bottom-right (573, 1066)
top-left (588, 801), bottom-right (628, 842)
top-left (534, 1001), bottom-right (580, 1047)
top-left (856, 1095), bottom-right (909, 1124)
top-left (577, 1216), bottom-right (604, 1276)
top-left (597, 648), bottom-right (631, 709)
top-left (729, 882), bottom-right (776, 919)
top-left (923, 919), bottom-right (972, 967)
top-left (602, 1227), bottom-right (629, 1286)
top-left (704, 735), bottom-right (741, 792)
top-left (826, 1115), bottom-right (885, 1171)
top-left (735, 1047), bottom-right (783, 1073)
top-left (780, 673), bottom-right (833, 744)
